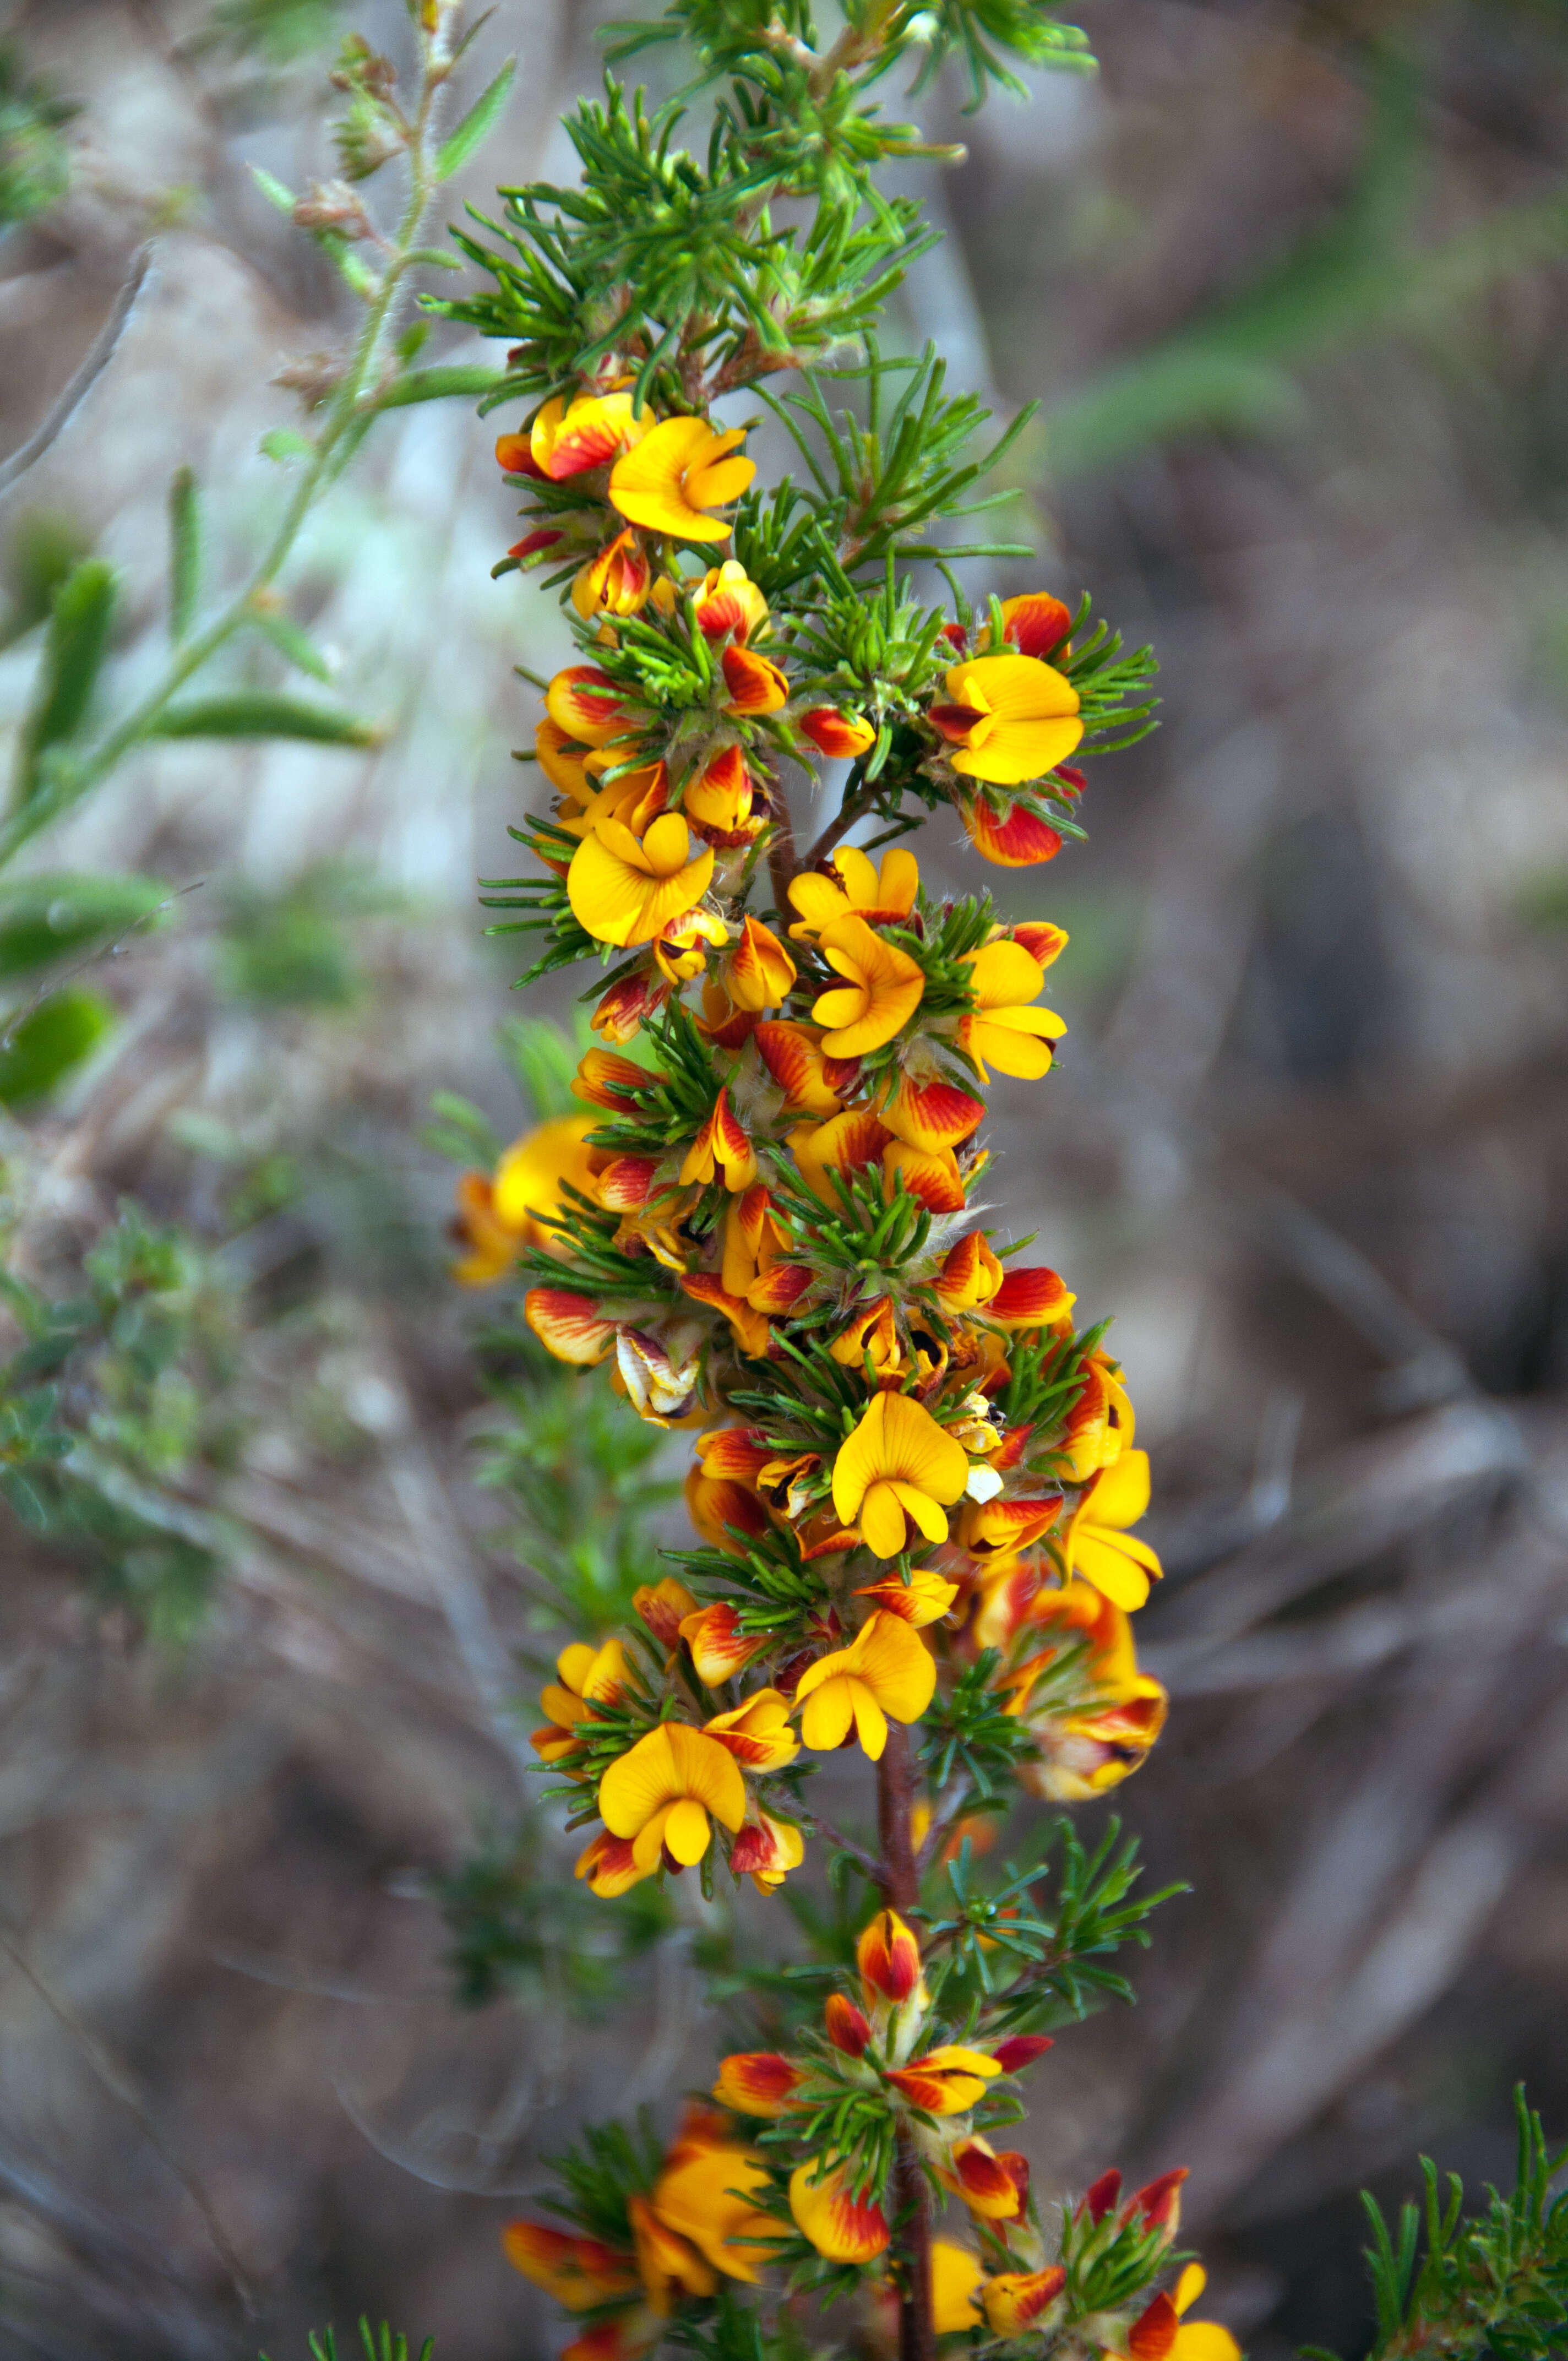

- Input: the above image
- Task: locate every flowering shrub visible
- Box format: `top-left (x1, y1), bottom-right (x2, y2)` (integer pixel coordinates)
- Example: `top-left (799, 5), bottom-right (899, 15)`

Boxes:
top-left (438, 4), bottom-right (1207, 2356)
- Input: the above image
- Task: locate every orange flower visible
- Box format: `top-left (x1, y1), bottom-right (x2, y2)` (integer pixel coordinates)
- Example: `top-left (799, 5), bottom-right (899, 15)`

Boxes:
top-left (721, 645), bottom-right (789, 715)
top-left (546, 664), bottom-right (646, 747)
top-left (856, 1908), bottom-right (923, 2004)
top-left (713, 2052), bottom-right (804, 2116)
top-left (528, 389), bottom-right (649, 481)
top-left (568, 812), bottom-right (716, 949)
top-left (729, 1810), bottom-right (805, 1892)
top-left (634, 1575), bottom-right (698, 1649)
top-left (1065, 1449), bottom-right (1162, 1611)
top-left (610, 417), bottom-right (755, 542)
top-left (831, 1391), bottom-right (971, 1558)
top-left (526, 1286), bottom-right (619, 1366)
top-left (720, 916), bottom-right (796, 1011)
top-left (982, 2266), bottom-right (1067, 2336)
top-left (788, 2158), bottom-right (889, 2263)
top-left (959, 791), bottom-right (1064, 867)
top-left (934, 1232), bottom-right (1003, 1312)
top-left (754, 1020), bottom-right (858, 1115)
top-left (681, 1600), bottom-right (767, 1684)
top-left (988, 1265), bottom-right (1076, 1329)
top-left (981, 590), bottom-right (1072, 661)
top-left (693, 560), bottom-right (769, 643)
top-left (942, 2135), bottom-right (1031, 2220)
top-left (876, 1060), bottom-right (984, 1152)
top-left (787, 846), bottom-right (918, 942)
top-left (573, 1048), bottom-right (665, 1115)
top-left (574, 1829), bottom-right (648, 1897)
top-left (573, 529), bottom-right (652, 621)
top-left (853, 1567), bottom-right (959, 1626)
top-left (932, 652), bottom-right (1082, 786)
top-left (957, 939), bottom-right (1065, 1082)
top-left (684, 1465), bottom-right (774, 1554)
top-left (798, 706), bottom-right (876, 759)
top-left (793, 1612), bottom-right (937, 1757)
top-left (811, 916), bottom-right (925, 1057)
top-left (451, 1114), bottom-right (599, 1283)
top-left (679, 1088), bottom-right (758, 1192)
top-left (532, 1636), bottom-right (627, 1769)
top-left (500, 2222), bottom-right (640, 2308)
top-left (684, 745), bottom-right (755, 835)
top-left (825, 1994), bottom-right (872, 2055)
top-left (885, 2044), bottom-right (1002, 2116)
top-left (705, 1687), bottom-right (799, 1769)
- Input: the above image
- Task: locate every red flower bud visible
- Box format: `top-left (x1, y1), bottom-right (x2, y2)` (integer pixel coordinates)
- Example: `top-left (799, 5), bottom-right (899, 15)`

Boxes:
top-left (992, 2034), bottom-right (1054, 2073)
top-left (1082, 2168), bottom-right (1122, 2223)
top-left (824, 1994), bottom-right (872, 2057)
top-left (856, 1908), bottom-right (922, 2004)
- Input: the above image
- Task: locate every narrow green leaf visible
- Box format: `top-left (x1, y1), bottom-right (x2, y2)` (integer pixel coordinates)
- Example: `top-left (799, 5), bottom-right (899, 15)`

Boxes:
top-left (0, 986), bottom-right (113, 1105)
top-left (435, 58), bottom-right (516, 182)
top-left (14, 559), bottom-right (117, 802)
top-left (250, 164), bottom-right (296, 215)
top-left (150, 694), bottom-right (378, 747)
top-left (0, 872), bottom-right (171, 983)
top-left (167, 466), bottom-right (200, 641)
top-left (247, 605), bottom-right (333, 683)
top-left (371, 363), bottom-right (504, 411)
top-left (259, 426), bottom-right (314, 464)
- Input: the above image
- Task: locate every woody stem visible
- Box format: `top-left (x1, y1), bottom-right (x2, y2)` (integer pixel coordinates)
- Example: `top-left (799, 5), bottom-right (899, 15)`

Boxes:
top-left (878, 1725), bottom-right (935, 2361)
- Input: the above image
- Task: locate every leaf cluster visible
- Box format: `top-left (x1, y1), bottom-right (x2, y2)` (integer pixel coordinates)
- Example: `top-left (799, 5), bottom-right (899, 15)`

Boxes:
top-left (1308, 2090), bottom-right (1568, 2361)
top-left (435, 1810), bottom-right (675, 2012)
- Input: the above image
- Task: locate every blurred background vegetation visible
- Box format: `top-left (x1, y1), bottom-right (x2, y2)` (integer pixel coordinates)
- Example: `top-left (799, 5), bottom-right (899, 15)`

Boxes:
top-left (0, 0), bottom-right (1565, 2355)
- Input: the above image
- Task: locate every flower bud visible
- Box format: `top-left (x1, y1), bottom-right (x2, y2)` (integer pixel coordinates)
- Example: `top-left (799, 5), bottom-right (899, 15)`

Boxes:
top-left (824, 1994), bottom-right (871, 2057)
top-left (856, 1908), bottom-right (922, 2005)
top-left (992, 2034), bottom-right (1054, 2073)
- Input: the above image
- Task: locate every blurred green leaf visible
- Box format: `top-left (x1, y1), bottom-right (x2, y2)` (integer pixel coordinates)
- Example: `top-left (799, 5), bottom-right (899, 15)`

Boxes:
top-left (371, 363), bottom-right (506, 411)
top-left (150, 692), bottom-right (377, 745)
top-left (435, 58), bottom-right (515, 182)
top-left (250, 163), bottom-right (297, 213)
top-left (216, 859), bottom-right (404, 1009)
top-left (168, 467), bottom-right (202, 641)
top-left (14, 559), bottom-right (118, 802)
top-left (0, 873), bottom-right (170, 983)
top-left (0, 985), bottom-right (112, 1105)
top-left (259, 426), bottom-right (314, 464)
top-left (1039, 48), bottom-right (1568, 478)
top-left (203, 0), bottom-right (345, 67)
top-left (0, 512), bottom-right (93, 654)
top-left (498, 1015), bottom-right (586, 1121)
top-left (0, 42), bottom-right (76, 227)
top-left (247, 604), bottom-right (333, 682)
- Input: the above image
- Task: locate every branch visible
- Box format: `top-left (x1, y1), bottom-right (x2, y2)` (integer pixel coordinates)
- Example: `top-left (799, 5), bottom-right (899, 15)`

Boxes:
top-left (808, 1814), bottom-right (890, 1891)
top-left (0, 247), bottom-right (153, 500)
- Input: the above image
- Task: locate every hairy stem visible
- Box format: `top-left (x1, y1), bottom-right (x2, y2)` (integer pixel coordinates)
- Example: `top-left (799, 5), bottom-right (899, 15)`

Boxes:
top-left (0, 21), bottom-right (454, 872)
top-left (801, 774), bottom-right (875, 874)
top-left (878, 1724), bottom-right (935, 2361)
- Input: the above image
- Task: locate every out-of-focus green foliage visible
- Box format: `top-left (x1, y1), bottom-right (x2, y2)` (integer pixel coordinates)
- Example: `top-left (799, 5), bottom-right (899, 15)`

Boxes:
top-left (216, 861), bottom-right (406, 1008)
top-left (0, 984), bottom-right (112, 1106)
top-left (261, 2324), bottom-right (433, 2361)
top-left (1305, 2091), bottom-right (1568, 2361)
top-left (201, 0), bottom-right (346, 68)
top-left (0, 42), bottom-right (74, 226)
top-left (0, 1195), bottom-right (246, 1640)
top-left (436, 1810), bottom-right (675, 2010)
top-left (1045, 47), bottom-right (1568, 479)
top-left (0, 514), bottom-right (94, 655)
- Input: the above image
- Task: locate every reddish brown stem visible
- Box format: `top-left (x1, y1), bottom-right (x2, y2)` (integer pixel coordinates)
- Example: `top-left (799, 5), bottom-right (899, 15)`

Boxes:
top-left (877, 1726), bottom-right (934, 2361)
top-left (801, 779), bottom-right (875, 877)
top-left (765, 786), bottom-right (801, 917)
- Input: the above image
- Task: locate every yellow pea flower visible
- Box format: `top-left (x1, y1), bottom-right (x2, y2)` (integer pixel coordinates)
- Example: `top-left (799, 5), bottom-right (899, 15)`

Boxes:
top-left (529, 389), bottom-right (649, 481)
top-left (787, 845), bottom-right (918, 942)
top-left (1065, 1448), bottom-right (1163, 1611)
top-left (572, 529), bottom-right (653, 620)
top-left (451, 1114), bottom-right (600, 1284)
top-left (610, 416), bottom-right (755, 542)
top-left (885, 2044), bottom-right (1004, 2115)
top-left (793, 1609), bottom-right (937, 1759)
top-left (532, 1637), bottom-right (628, 1769)
top-left (957, 939), bottom-right (1066, 1082)
top-left (646, 2130), bottom-right (775, 2290)
top-left (704, 1688), bottom-right (800, 1771)
top-left (568, 812), bottom-right (715, 948)
top-left (930, 2240), bottom-right (984, 2333)
top-left (598, 1721), bottom-right (747, 1873)
top-left (932, 652), bottom-right (1082, 786)
top-left (788, 2156), bottom-right (889, 2263)
top-left (693, 559), bottom-right (769, 643)
top-left (500, 2222), bottom-right (640, 2308)
top-left (982, 2266), bottom-right (1067, 2337)
top-left (830, 1390), bottom-right (971, 1558)
top-left (810, 915), bottom-right (925, 1057)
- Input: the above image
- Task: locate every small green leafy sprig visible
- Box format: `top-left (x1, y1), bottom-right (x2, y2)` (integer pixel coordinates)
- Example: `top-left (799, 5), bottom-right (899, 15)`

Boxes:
top-left (1306, 2091), bottom-right (1568, 2361)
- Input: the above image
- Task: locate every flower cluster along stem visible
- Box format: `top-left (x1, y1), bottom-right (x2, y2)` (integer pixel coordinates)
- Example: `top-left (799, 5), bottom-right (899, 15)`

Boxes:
top-left (450, 9), bottom-right (1200, 2361)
